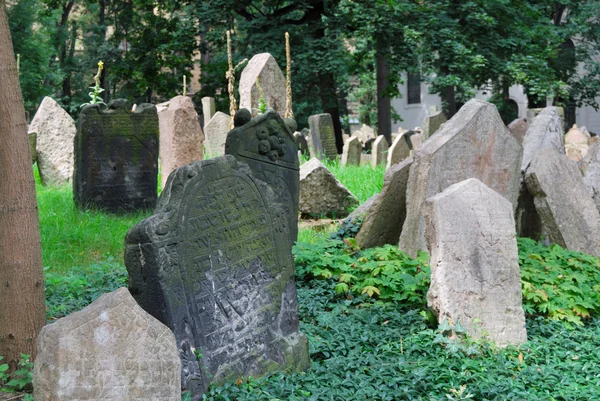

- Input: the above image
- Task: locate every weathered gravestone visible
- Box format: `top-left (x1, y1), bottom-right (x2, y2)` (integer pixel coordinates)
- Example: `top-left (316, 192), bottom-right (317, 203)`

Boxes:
top-left (508, 117), bottom-right (527, 144)
top-left (371, 136), bottom-right (389, 168)
top-left (409, 133), bottom-right (423, 152)
top-left (398, 99), bottom-right (522, 258)
top-left (201, 97), bottom-right (216, 128)
top-left (158, 96), bottom-right (204, 189)
top-left (526, 107), bottom-right (564, 129)
top-left (308, 113), bottom-right (338, 161)
top-left (73, 100), bottom-right (158, 213)
top-left (294, 132), bottom-right (310, 157)
top-left (204, 111), bottom-right (231, 157)
top-left (525, 148), bottom-right (600, 257)
top-left (226, 109), bottom-right (299, 242)
top-left (239, 53), bottom-right (286, 117)
top-left (341, 136), bottom-right (361, 166)
top-left (581, 142), bottom-right (600, 213)
top-left (28, 96), bottom-right (76, 185)
top-left (423, 111), bottom-right (447, 139)
top-left (387, 133), bottom-right (411, 168)
top-left (34, 288), bottom-right (180, 401)
top-left (424, 178), bottom-right (527, 346)
top-left (125, 156), bottom-right (309, 399)
top-left (565, 124), bottom-right (590, 162)
top-left (355, 157), bottom-right (413, 249)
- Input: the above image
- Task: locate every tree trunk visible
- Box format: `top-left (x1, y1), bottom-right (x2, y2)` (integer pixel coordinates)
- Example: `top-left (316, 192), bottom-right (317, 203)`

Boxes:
top-left (0, 1), bottom-right (46, 370)
top-left (376, 51), bottom-right (391, 145)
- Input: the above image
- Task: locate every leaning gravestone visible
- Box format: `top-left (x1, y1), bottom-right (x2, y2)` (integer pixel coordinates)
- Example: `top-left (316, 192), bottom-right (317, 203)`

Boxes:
top-left (356, 157), bottom-right (413, 249)
top-left (308, 113), bottom-right (338, 160)
top-left (424, 178), bottom-right (527, 346)
top-left (387, 133), bottom-right (411, 168)
top-left (239, 53), bottom-right (286, 117)
top-left (226, 109), bottom-right (300, 242)
top-left (581, 142), bottom-right (600, 213)
top-left (525, 148), bottom-right (600, 257)
top-left (201, 97), bottom-right (216, 128)
top-left (204, 111), bottom-right (231, 157)
top-left (125, 156), bottom-right (309, 400)
top-left (371, 136), bottom-right (389, 168)
top-left (158, 96), bottom-right (204, 189)
top-left (508, 117), bottom-right (527, 144)
top-left (341, 136), bottom-right (361, 166)
top-left (423, 111), bottom-right (447, 139)
top-left (73, 100), bottom-right (158, 213)
top-left (398, 99), bottom-right (522, 258)
top-left (34, 288), bottom-right (180, 401)
top-left (28, 96), bottom-right (76, 185)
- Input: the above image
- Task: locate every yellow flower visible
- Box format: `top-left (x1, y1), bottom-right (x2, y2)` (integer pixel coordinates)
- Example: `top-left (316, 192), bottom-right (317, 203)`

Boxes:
top-left (98, 61), bottom-right (104, 69)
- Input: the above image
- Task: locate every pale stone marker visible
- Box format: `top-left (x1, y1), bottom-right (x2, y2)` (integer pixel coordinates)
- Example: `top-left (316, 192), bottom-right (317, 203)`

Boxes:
top-left (387, 133), bottom-right (411, 168)
top-left (409, 133), bottom-right (423, 152)
top-left (525, 148), bottom-right (600, 257)
top-left (158, 96), bottom-right (204, 188)
top-left (581, 143), bottom-right (600, 213)
top-left (371, 135), bottom-right (389, 168)
top-left (526, 107), bottom-right (564, 129)
top-left (34, 288), bottom-right (181, 401)
top-left (398, 99), bottom-right (522, 258)
top-left (28, 96), bottom-right (76, 185)
top-left (239, 53), bottom-right (286, 117)
top-left (424, 178), bottom-right (527, 346)
top-left (565, 124), bottom-right (590, 162)
top-left (204, 111), bottom-right (231, 157)
top-left (308, 113), bottom-right (338, 160)
top-left (341, 136), bottom-right (361, 166)
top-left (201, 96), bottom-right (216, 127)
top-left (508, 117), bottom-right (527, 144)
top-left (423, 111), bottom-right (447, 139)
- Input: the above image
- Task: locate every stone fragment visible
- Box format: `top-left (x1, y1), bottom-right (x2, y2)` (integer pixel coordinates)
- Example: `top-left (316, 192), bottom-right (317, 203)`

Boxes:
top-left (201, 97), bottom-right (216, 127)
top-left (371, 135), bottom-right (389, 168)
top-left (526, 107), bottom-right (564, 129)
top-left (508, 117), bottom-right (527, 144)
top-left (356, 157), bottom-right (413, 249)
top-left (299, 158), bottom-right (359, 218)
top-left (341, 136), bottom-right (361, 166)
top-left (158, 96), bottom-right (204, 188)
top-left (387, 133), bottom-right (411, 168)
top-left (226, 109), bottom-right (299, 242)
top-left (294, 132), bottom-right (310, 157)
top-left (204, 111), bottom-right (231, 157)
top-left (239, 53), bottom-right (286, 117)
top-left (423, 111), bottom-right (447, 139)
top-left (29, 132), bottom-right (36, 164)
top-left (73, 100), bottom-right (158, 213)
top-left (34, 288), bottom-right (180, 401)
top-left (398, 99), bottom-right (522, 257)
top-left (308, 113), bottom-right (338, 160)
top-left (424, 178), bottom-right (527, 346)
top-left (565, 124), bottom-right (590, 162)
top-left (125, 156), bottom-right (309, 399)
top-left (28, 96), bottom-right (76, 185)
top-left (581, 142), bottom-right (600, 213)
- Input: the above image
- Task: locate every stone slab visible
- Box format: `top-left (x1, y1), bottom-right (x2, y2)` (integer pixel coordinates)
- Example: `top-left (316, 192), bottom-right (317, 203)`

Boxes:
top-left (308, 113), bottom-right (338, 161)
top-left (204, 111), bottom-right (231, 157)
top-left (239, 53), bottom-right (286, 117)
top-left (371, 136), bottom-right (389, 168)
top-left (341, 136), bottom-right (361, 166)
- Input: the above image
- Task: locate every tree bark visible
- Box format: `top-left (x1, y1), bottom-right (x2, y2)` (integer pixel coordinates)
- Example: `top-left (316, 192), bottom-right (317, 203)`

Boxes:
top-left (0, 1), bottom-right (46, 370)
top-left (376, 50), bottom-right (391, 145)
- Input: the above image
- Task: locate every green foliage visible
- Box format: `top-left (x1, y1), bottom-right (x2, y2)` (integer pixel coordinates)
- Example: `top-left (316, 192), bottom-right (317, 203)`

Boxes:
top-left (0, 354), bottom-right (34, 393)
top-left (487, 93), bottom-right (519, 125)
top-left (313, 158), bottom-right (385, 204)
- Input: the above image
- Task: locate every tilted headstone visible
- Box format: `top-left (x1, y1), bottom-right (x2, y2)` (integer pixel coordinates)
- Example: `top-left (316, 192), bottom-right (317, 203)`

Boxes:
top-left (387, 133), bottom-right (411, 168)
top-left (356, 157), bottom-right (413, 249)
top-left (424, 178), bottom-right (527, 346)
top-left (508, 117), bottom-right (527, 144)
top-left (308, 113), bottom-right (337, 160)
top-left (299, 158), bottom-right (358, 218)
top-left (239, 53), bottom-right (286, 117)
top-left (294, 132), bottom-right (310, 157)
top-left (28, 96), bottom-right (76, 185)
top-left (526, 107), bottom-right (564, 129)
top-left (34, 288), bottom-right (180, 401)
top-left (226, 109), bottom-right (299, 242)
top-left (371, 135), bottom-right (389, 168)
top-left (581, 142), bottom-right (600, 213)
top-left (204, 111), bottom-right (231, 157)
top-left (565, 124), bottom-right (590, 162)
top-left (409, 133), bottom-right (423, 152)
top-left (398, 99), bottom-right (522, 257)
top-left (125, 156), bottom-right (309, 399)
top-left (525, 148), bottom-right (600, 257)
top-left (201, 97), bottom-right (216, 127)
top-left (341, 136), bottom-right (361, 166)
top-left (423, 111), bottom-right (447, 139)
top-left (73, 100), bottom-right (158, 213)
top-left (158, 96), bottom-right (204, 189)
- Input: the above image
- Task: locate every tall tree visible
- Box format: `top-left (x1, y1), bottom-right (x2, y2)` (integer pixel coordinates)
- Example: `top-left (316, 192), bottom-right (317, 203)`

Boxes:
top-left (0, 0), bottom-right (46, 369)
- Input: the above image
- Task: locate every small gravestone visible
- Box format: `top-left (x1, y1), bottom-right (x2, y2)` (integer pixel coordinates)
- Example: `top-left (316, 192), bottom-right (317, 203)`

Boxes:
top-left (525, 148), bottom-right (600, 257)
top-left (356, 157), bottom-right (413, 249)
top-left (73, 100), bottom-right (158, 213)
top-left (360, 153), bottom-right (371, 166)
top-left (239, 53), bottom-right (286, 117)
top-left (508, 117), bottom-right (527, 144)
top-left (409, 133), bottom-right (423, 151)
top-left (158, 96), bottom-right (204, 188)
top-left (399, 100), bottom-right (522, 257)
top-left (299, 158), bottom-right (358, 218)
top-left (565, 124), bottom-right (590, 162)
top-left (125, 156), bottom-right (309, 399)
top-left (424, 178), bottom-right (527, 346)
top-left (387, 133), bottom-right (411, 168)
top-left (581, 143), bottom-right (600, 213)
top-left (294, 132), bottom-right (310, 157)
top-left (526, 107), bottom-right (564, 129)
top-left (201, 97), bottom-right (216, 127)
top-left (308, 113), bottom-right (337, 160)
top-left (28, 96), bottom-right (76, 185)
top-left (423, 111), bottom-right (447, 139)
top-left (371, 136), bottom-right (389, 168)
top-left (204, 111), bottom-right (231, 157)
top-left (33, 288), bottom-right (180, 401)
top-left (341, 136), bottom-right (361, 166)
top-left (226, 109), bottom-right (299, 242)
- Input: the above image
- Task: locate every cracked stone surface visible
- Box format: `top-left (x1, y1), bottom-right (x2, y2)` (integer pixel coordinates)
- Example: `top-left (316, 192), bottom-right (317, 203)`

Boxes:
top-left (424, 178), bottom-right (527, 346)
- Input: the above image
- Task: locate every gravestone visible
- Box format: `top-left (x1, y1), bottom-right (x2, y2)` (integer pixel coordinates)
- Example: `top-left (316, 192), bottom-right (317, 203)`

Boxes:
top-left (387, 133), bottom-right (411, 168)
top-left (34, 288), bottom-right (180, 401)
top-left (201, 97), bottom-right (216, 127)
top-left (341, 136), bottom-right (361, 166)
top-left (204, 111), bottom-right (231, 157)
top-left (398, 99), bottom-right (522, 257)
top-left (424, 178), bottom-right (527, 346)
top-left (299, 158), bottom-right (358, 218)
top-left (371, 136), bottom-right (389, 168)
top-left (525, 148), bottom-right (600, 257)
top-left (581, 143), bottom-right (600, 213)
top-left (409, 133), bottom-right (423, 151)
top-left (294, 132), bottom-right (310, 157)
top-left (125, 156), bottom-right (309, 399)
top-left (565, 124), bottom-right (590, 162)
top-left (239, 53), bottom-right (286, 117)
top-left (158, 96), bottom-right (204, 188)
top-left (355, 157), bottom-right (413, 249)
top-left (526, 107), bottom-right (564, 129)
top-left (73, 100), bottom-right (158, 213)
top-left (28, 96), bottom-right (76, 185)
top-left (508, 117), bottom-right (527, 144)
top-left (423, 111), bottom-right (447, 139)
top-left (308, 113), bottom-right (337, 160)
top-left (226, 109), bottom-right (300, 242)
